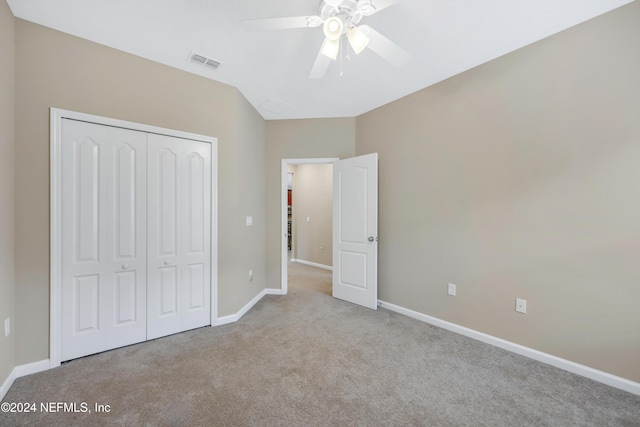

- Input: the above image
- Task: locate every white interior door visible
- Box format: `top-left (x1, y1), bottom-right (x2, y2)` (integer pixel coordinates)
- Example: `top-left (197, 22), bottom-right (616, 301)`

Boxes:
top-left (147, 134), bottom-right (211, 339)
top-left (332, 153), bottom-right (378, 309)
top-left (61, 119), bottom-right (147, 361)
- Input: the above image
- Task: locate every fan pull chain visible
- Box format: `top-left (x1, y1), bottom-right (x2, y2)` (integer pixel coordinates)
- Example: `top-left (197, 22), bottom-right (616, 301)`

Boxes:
top-left (346, 34), bottom-right (352, 61)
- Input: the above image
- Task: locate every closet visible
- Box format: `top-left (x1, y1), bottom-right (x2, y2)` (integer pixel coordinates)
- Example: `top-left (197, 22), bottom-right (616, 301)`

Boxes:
top-left (59, 118), bottom-right (212, 361)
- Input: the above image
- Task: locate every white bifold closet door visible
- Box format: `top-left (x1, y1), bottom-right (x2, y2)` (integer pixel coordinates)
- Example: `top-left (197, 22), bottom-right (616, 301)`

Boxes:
top-left (61, 119), bottom-right (148, 361)
top-left (60, 120), bottom-right (211, 361)
top-left (147, 134), bottom-right (211, 340)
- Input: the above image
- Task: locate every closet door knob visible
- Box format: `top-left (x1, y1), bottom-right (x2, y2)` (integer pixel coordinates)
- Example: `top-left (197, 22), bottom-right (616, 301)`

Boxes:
top-left (164, 260), bottom-right (169, 266)
top-left (122, 264), bottom-right (129, 270)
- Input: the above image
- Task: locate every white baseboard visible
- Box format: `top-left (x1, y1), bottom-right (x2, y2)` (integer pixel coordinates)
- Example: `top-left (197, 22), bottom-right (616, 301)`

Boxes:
top-left (377, 300), bottom-right (640, 396)
top-left (0, 369), bottom-right (16, 401)
top-left (14, 359), bottom-right (50, 377)
top-left (214, 287), bottom-right (283, 326)
top-left (290, 258), bottom-right (333, 271)
top-left (1, 359), bottom-right (50, 401)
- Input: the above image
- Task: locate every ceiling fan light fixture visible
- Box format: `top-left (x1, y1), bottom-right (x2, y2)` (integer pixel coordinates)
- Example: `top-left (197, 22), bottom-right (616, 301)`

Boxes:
top-left (347, 26), bottom-right (370, 54)
top-left (324, 0), bottom-right (343, 7)
top-left (320, 38), bottom-right (340, 60)
top-left (323, 16), bottom-right (344, 40)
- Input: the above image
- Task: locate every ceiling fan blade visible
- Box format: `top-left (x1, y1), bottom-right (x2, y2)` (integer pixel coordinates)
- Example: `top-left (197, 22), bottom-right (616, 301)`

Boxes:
top-left (240, 15), bottom-right (322, 31)
top-left (309, 43), bottom-right (333, 79)
top-left (360, 25), bottom-right (410, 67)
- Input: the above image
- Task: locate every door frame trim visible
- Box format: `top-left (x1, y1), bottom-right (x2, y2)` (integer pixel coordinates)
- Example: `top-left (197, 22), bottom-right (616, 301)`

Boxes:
top-left (280, 158), bottom-right (338, 294)
top-left (49, 108), bottom-right (218, 367)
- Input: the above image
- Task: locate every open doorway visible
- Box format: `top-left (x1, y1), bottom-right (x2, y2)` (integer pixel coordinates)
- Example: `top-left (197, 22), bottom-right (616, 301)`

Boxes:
top-left (281, 158), bottom-right (338, 294)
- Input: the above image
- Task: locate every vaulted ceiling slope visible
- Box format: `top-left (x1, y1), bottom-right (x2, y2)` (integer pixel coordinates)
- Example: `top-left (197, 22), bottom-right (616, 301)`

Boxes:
top-left (7, 0), bottom-right (634, 120)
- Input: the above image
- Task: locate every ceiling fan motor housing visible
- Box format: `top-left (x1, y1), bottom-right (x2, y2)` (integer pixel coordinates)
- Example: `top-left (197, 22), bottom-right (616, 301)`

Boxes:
top-left (321, 0), bottom-right (365, 30)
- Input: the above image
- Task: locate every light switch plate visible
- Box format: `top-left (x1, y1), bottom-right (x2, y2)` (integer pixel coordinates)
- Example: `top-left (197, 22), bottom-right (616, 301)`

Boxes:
top-left (447, 283), bottom-right (456, 296)
top-left (516, 298), bottom-right (527, 314)
top-left (246, 216), bottom-right (253, 226)
top-left (4, 318), bottom-right (9, 337)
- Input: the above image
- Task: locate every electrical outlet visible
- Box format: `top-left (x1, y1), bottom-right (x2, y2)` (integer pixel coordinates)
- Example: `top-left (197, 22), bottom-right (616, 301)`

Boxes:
top-left (4, 318), bottom-right (9, 337)
top-left (447, 283), bottom-right (456, 296)
top-left (516, 298), bottom-right (527, 314)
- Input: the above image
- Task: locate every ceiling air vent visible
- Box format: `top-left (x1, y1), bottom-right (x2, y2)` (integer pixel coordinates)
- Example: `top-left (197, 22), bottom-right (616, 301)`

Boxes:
top-left (188, 52), bottom-right (221, 70)
top-left (204, 59), bottom-right (221, 70)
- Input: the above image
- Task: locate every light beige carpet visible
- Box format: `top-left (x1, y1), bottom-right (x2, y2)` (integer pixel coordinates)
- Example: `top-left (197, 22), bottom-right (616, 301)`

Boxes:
top-left (1, 261), bottom-right (639, 426)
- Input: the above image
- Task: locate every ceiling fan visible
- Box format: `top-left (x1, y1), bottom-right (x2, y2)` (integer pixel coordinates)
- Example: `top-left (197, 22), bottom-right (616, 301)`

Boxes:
top-left (240, 0), bottom-right (410, 79)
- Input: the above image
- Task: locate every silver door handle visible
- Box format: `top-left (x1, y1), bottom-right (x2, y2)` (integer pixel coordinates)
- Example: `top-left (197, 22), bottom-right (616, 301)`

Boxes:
top-left (122, 264), bottom-right (129, 270)
top-left (164, 260), bottom-right (169, 266)
top-left (368, 236), bottom-right (375, 242)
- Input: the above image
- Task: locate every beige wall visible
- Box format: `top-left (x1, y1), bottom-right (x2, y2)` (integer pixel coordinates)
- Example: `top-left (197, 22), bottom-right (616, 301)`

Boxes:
top-left (218, 90), bottom-right (267, 312)
top-left (14, 19), bottom-right (266, 365)
top-left (292, 164), bottom-right (333, 267)
top-left (0, 0), bottom-right (16, 387)
top-left (356, 2), bottom-right (640, 382)
top-left (265, 119), bottom-right (355, 289)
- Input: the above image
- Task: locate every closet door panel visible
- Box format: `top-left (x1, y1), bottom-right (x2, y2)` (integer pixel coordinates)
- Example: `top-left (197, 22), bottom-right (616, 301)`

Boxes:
top-left (186, 263), bottom-right (205, 310)
top-left (147, 135), bottom-right (211, 339)
top-left (108, 133), bottom-right (147, 350)
top-left (61, 119), bottom-right (147, 361)
top-left (74, 274), bottom-right (100, 333)
top-left (181, 140), bottom-right (211, 329)
top-left (159, 266), bottom-right (179, 316)
top-left (148, 137), bottom-right (183, 339)
top-left (76, 140), bottom-right (100, 263)
top-left (159, 149), bottom-right (178, 256)
top-left (115, 143), bottom-right (138, 259)
top-left (186, 152), bottom-right (205, 254)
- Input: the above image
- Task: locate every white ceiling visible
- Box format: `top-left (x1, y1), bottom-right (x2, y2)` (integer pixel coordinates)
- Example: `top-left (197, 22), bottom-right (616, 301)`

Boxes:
top-left (7, 0), bottom-right (633, 120)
